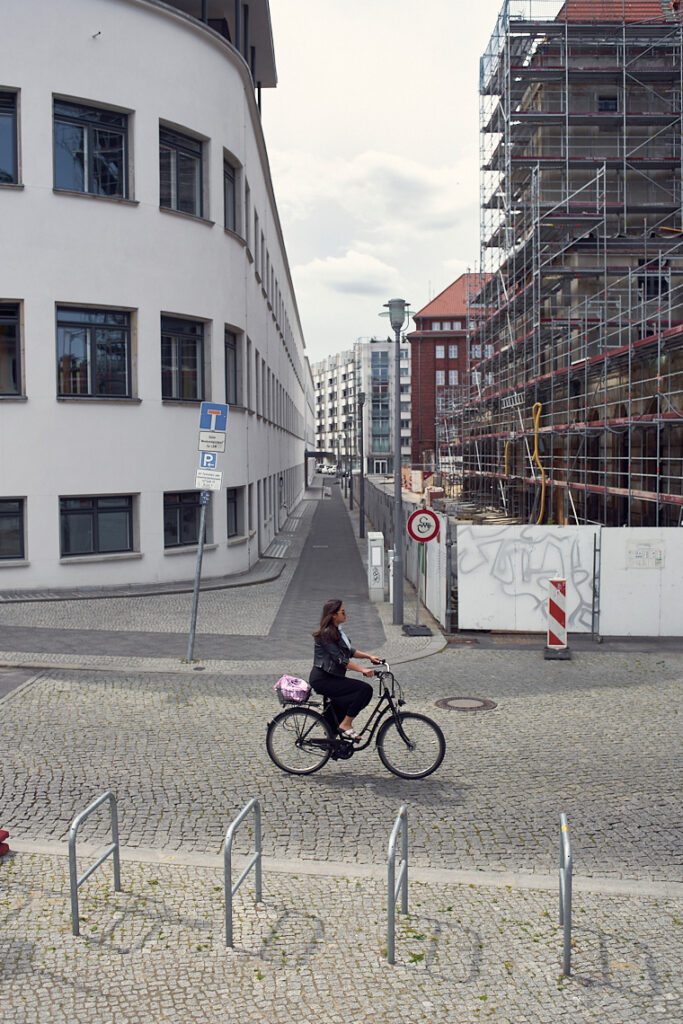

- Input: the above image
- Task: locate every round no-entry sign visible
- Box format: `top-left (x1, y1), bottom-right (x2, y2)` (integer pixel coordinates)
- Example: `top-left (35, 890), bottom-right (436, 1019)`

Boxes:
top-left (407, 508), bottom-right (439, 543)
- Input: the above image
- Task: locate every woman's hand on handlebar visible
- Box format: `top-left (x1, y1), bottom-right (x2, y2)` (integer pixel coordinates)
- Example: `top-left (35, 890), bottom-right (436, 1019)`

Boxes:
top-left (362, 667), bottom-right (375, 677)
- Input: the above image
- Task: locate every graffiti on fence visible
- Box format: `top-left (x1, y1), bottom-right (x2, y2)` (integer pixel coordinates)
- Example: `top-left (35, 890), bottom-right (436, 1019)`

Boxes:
top-left (457, 525), bottom-right (597, 632)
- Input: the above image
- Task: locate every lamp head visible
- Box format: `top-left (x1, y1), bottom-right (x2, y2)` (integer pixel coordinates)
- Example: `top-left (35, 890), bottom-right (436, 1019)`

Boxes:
top-left (384, 298), bottom-right (409, 332)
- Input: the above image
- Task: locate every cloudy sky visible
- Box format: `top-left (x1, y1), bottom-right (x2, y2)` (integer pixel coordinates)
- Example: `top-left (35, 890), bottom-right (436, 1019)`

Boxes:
top-left (261, 0), bottom-right (510, 364)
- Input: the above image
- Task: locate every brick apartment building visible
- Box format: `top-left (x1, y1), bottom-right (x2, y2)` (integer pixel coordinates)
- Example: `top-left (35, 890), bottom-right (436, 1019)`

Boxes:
top-left (407, 273), bottom-right (485, 469)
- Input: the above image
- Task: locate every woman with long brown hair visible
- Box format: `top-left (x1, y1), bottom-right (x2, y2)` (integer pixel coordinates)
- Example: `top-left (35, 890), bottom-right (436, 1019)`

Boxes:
top-left (309, 598), bottom-right (381, 741)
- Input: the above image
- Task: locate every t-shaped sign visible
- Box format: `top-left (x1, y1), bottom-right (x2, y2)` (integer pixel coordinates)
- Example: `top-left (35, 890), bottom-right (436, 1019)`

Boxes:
top-left (199, 402), bottom-right (229, 432)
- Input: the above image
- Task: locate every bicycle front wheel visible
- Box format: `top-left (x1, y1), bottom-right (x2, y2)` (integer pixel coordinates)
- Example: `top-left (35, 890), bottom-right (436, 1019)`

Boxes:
top-left (376, 712), bottom-right (445, 779)
top-left (266, 707), bottom-right (333, 775)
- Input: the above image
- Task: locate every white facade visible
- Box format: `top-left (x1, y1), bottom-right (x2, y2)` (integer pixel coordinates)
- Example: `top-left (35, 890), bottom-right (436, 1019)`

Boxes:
top-left (311, 338), bottom-right (412, 476)
top-left (0, 0), bottom-right (309, 589)
top-left (311, 350), bottom-right (356, 466)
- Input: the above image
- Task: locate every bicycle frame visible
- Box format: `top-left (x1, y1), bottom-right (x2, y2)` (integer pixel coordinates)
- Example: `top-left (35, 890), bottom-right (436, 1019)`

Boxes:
top-left (321, 666), bottom-right (412, 753)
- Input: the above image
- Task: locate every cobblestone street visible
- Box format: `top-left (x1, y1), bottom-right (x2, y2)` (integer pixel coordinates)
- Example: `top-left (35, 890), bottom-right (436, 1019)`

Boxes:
top-left (0, 486), bottom-right (681, 1022)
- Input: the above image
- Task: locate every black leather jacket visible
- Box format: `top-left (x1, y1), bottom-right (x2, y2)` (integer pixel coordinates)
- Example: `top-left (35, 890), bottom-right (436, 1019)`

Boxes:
top-left (313, 632), bottom-right (356, 677)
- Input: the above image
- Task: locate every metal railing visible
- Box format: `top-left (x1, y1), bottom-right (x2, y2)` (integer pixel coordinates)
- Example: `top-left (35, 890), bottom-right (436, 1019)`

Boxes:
top-left (68, 791), bottom-right (121, 937)
top-left (559, 812), bottom-right (573, 976)
top-left (387, 805), bottom-right (409, 965)
top-left (224, 798), bottom-right (262, 947)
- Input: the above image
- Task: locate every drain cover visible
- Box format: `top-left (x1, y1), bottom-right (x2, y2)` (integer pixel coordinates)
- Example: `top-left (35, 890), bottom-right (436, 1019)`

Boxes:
top-left (435, 697), bottom-right (497, 712)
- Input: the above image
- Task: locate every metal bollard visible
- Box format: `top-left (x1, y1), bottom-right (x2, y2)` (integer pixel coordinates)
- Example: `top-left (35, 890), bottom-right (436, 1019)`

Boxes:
top-left (559, 812), bottom-right (573, 975)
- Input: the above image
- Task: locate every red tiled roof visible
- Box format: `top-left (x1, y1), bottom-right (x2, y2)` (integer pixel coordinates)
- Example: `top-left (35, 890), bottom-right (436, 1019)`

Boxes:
top-left (557, 0), bottom-right (679, 22)
top-left (413, 273), bottom-right (486, 319)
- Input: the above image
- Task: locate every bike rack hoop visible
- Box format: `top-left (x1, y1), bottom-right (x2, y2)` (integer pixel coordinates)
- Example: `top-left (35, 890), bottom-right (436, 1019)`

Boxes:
top-left (559, 812), bottom-right (573, 976)
top-left (68, 791), bottom-right (121, 937)
top-left (224, 798), bottom-right (263, 947)
top-left (386, 804), bottom-right (409, 965)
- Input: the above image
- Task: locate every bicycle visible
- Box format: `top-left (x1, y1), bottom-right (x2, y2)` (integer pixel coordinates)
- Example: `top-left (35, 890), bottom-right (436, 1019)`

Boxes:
top-left (266, 661), bottom-right (445, 779)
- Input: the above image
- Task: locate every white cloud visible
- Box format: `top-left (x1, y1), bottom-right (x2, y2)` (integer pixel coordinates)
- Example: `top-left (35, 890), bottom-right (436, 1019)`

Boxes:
top-left (295, 249), bottom-right (399, 297)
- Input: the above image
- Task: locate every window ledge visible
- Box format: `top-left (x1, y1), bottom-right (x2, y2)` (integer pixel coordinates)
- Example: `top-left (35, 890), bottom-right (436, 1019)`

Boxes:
top-left (255, 270), bottom-right (262, 284)
top-left (246, 247), bottom-right (254, 263)
top-left (0, 394), bottom-right (28, 402)
top-left (224, 227), bottom-right (246, 246)
top-left (159, 206), bottom-right (214, 227)
top-left (165, 543), bottom-right (218, 557)
top-left (228, 403), bottom-right (247, 413)
top-left (57, 396), bottom-right (141, 404)
top-left (0, 558), bottom-right (29, 568)
top-left (249, 529), bottom-right (256, 538)
top-left (0, 183), bottom-right (24, 190)
top-left (228, 535), bottom-right (248, 547)
top-left (60, 551), bottom-right (143, 565)
top-left (53, 188), bottom-right (138, 206)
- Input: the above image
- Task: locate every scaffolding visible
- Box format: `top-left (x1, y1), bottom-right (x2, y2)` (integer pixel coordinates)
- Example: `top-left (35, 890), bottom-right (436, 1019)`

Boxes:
top-left (457, 0), bottom-right (683, 526)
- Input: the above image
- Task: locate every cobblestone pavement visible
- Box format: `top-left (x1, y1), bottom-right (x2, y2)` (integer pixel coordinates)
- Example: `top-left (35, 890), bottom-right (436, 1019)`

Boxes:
top-left (1, 852), bottom-right (681, 1024)
top-left (0, 480), bottom-right (682, 1021)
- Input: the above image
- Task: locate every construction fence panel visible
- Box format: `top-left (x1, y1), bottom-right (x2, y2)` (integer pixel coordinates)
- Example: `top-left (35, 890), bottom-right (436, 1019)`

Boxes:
top-left (599, 529), bottom-right (683, 637)
top-left (405, 514), bottom-right (448, 629)
top-left (455, 525), bottom-right (598, 633)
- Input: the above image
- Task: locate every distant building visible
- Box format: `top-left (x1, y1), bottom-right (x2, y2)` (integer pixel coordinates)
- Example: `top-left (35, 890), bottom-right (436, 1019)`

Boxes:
top-left (311, 337), bottom-right (411, 476)
top-left (0, 0), bottom-right (309, 590)
top-left (408, 274), bottom-right (485, 470)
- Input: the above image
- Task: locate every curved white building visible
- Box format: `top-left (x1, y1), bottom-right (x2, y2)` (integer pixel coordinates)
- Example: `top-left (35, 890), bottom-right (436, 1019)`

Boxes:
top-left (0, 0), bottom-right (310, 590)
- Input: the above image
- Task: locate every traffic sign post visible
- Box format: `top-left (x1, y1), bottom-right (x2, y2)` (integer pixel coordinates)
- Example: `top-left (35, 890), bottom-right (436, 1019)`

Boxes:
top-left (187, 403), bottom-right (230, 661)
top-left (406, 508), bottom-right (439, 632)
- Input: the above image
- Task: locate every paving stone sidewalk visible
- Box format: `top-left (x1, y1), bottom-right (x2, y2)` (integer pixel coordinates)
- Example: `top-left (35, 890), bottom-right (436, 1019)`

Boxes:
top-left (1, 851), bottom-right (681, 1024)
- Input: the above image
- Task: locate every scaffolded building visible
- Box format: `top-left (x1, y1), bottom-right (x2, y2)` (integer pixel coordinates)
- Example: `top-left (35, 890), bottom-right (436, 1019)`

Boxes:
top-left (459, 0), bottom-right (683, 526)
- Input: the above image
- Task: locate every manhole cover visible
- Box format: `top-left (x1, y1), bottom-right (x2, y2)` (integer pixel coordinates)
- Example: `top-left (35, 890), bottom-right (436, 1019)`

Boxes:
top-left (435, 697), bottom-right (497, 712)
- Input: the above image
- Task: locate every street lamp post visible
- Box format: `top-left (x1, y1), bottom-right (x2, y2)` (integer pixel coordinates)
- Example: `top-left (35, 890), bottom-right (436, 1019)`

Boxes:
top-left (358, 391), bottom-right (365, 538)
top-left (384, 298), bottom-right (410, 626)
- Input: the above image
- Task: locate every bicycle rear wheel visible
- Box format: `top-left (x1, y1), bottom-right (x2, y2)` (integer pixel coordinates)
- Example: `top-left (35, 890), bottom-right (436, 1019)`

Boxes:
top-left (266, 707), bottom-right (333, 775)
top-left (376, 712), bottom-right (445, 779)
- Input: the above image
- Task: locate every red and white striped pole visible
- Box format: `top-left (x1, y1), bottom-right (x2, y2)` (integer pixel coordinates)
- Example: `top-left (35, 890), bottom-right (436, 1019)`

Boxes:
top-left (545, 578), bottom-right (571, 659)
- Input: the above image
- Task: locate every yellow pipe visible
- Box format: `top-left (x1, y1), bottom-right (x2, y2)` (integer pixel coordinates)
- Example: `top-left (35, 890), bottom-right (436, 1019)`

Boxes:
top-left (531, 402), bottom-right (547, 525)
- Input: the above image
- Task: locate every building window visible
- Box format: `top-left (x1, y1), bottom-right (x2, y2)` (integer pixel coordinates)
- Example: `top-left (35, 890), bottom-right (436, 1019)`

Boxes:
top-left (0, 498), bottom-right (24, 559)
top-left (598, 96), bottom-right (618, 112)
top-left (225, 329), bottom-right (242, 405)
top-left (60, 495), bottom-right (133, 556)
top-left (436, 370), bottom-right (445, 386)
top-left (159, 126), bottom-right (202, 216)
top-left (448, 369), bottom-right (459, 385)
top-left (0, 92), bottom-right (18, 184)
top-left (485, 344), bottom-right (495, 358)
top-left (53, 100), bottom-right (128, 197)
top-left (435, 345), bottom-right (445, 360)
top-left (471, 344), bottom-right (482, 359)
top-left (161, 316), bottom-right (204, 401)
top-left (57, 307), bottom-right (131, 397)
top-left (448, 344), bottom-right (458, 359)
top-left (0, 303), bottom-right (21, 395)
top-left (432, 322), bottom-right (441, 331)
top-left (227, 487), bottom-right (243, 537)
top-left (164, 491), bottom-right (201, 547)
top-left (224, 158), bottom-right (237, 232)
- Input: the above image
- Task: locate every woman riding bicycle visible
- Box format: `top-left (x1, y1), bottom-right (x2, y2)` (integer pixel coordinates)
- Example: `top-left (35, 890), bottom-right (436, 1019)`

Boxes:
top-left (309, 598), bottom-right (381, 742)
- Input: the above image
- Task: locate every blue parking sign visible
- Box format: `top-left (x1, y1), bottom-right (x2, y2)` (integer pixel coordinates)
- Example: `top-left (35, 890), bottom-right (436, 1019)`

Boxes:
top-left (199, 451), bottom-right (218, 470)
top-left (199, 402), bottom-right (229, 432)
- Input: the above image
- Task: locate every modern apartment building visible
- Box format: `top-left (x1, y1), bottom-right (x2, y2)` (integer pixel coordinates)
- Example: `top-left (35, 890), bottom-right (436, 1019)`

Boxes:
top-left (0, 0), bottom-right (309, 589)
top-left (311, 337), bottom-right (411, 476)
top-left (459, 0), bottom-right (683, 526)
